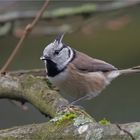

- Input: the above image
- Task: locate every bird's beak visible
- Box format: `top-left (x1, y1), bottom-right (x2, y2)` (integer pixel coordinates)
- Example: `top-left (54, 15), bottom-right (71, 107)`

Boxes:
top-left (54, 33), bottom-right (65, 44)
top-left (40, 55), bottom-right (51, 61)
top-left (40, 56), bottom-right (46, 60)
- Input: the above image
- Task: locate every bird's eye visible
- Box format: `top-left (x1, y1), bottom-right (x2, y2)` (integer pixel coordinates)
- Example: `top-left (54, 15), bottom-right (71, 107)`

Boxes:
top-left (54, 50), bottom-right (60, 55)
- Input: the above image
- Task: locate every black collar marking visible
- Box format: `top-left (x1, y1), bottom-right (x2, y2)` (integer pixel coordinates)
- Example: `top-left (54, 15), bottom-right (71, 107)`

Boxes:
top-left (46, 49), bottom-right (76, 77)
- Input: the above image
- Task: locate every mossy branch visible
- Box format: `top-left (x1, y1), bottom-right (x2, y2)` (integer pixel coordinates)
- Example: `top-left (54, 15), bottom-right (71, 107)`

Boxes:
top-left (0, 69), bottom-right (140, 140)
top-left (0, 70), bottom-right (68, 117)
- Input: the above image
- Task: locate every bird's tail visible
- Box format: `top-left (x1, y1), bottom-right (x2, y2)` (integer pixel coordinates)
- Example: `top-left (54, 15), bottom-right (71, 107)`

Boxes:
top-left (119, 65), bottom-right (140, 75)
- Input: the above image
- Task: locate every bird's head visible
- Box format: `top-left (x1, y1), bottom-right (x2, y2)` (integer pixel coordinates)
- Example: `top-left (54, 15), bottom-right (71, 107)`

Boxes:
top-left (40, 33), bottom-right (74, 71)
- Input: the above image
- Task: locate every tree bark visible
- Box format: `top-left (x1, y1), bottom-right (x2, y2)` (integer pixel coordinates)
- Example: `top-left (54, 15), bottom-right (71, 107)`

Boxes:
top-left (0, 70), bottom-right (68, 117)
top-left (0, 70), bottom-right (139, 140)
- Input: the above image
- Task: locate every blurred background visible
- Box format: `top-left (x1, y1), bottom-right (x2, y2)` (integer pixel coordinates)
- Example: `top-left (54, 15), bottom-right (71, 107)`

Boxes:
top-left (0, 0), bottom-right (140, 128)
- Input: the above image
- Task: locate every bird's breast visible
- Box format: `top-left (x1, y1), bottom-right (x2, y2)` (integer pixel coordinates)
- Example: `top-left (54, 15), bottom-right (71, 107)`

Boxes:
top-left (48, 64), bottom-right (109, 99)
top-left (48, 68), bottom-right (69, 87)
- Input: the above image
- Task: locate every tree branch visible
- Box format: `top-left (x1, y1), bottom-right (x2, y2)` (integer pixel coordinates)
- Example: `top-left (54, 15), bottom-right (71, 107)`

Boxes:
top-left (0, 116), bottom-right (140, 139)
top-left (0, 73), bottom-right (68, 117)
top-left (0, 70), bottom-right (140, 139)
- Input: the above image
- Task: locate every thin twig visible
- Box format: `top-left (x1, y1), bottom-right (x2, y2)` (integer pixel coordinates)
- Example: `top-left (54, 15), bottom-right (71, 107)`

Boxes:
top-left (0, 0), bottom-right (50, 74)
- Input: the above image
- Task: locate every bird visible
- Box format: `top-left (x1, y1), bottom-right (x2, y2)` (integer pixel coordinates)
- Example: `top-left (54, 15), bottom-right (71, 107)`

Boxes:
top-left (40, 33), bottom-right (140, 105)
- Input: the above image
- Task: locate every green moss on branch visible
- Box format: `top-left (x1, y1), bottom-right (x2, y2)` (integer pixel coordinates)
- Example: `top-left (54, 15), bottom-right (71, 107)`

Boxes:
top-left (0, 71), bottom-right (140, 140)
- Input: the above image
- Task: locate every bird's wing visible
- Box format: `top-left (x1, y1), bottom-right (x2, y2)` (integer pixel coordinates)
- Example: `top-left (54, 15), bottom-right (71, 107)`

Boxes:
top-left (72, 51), bottom-right (117, 73)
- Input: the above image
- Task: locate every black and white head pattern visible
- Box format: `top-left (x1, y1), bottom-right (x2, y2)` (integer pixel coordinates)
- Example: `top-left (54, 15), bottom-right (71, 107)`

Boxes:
top-left (41, 34), bottom-right (74, 77)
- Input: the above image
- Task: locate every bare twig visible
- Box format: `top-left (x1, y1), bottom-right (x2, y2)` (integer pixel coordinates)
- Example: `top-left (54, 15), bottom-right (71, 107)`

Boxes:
top-left (0, 0), bottom-right (50, 74)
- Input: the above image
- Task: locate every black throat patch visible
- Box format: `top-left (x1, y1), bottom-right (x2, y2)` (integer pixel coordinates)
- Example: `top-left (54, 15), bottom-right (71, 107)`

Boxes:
top-left (45, 59), bottom-right (64, 77)
top-left (46, 49), bottom-right (76, 77)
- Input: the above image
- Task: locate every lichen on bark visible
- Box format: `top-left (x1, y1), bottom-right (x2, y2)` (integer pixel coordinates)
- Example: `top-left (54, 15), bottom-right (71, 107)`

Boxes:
top-left (0, 70), bottom-right (139, 140)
